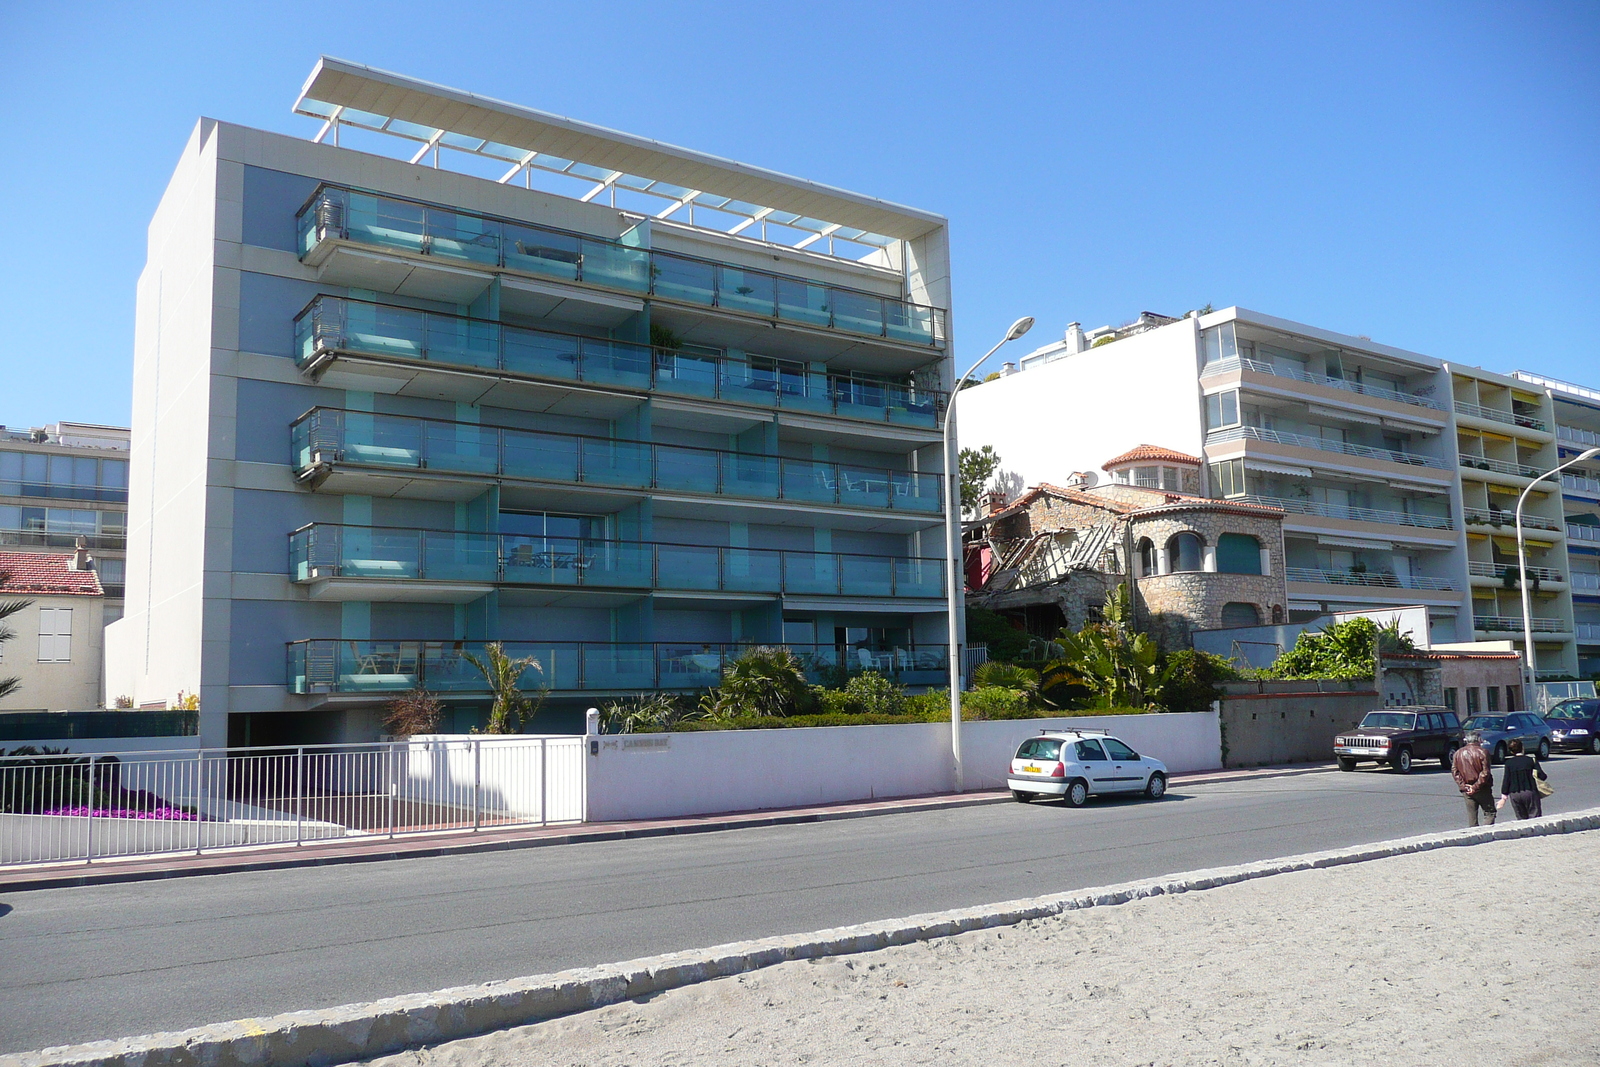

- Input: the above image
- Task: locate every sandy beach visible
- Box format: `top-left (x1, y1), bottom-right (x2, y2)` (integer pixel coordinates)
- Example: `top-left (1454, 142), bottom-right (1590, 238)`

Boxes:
top-left (364, 830), bottom-right (1600, 1066)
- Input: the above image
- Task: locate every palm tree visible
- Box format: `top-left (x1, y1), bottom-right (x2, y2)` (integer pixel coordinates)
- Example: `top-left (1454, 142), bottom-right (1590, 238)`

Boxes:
top-left (461, 643), bottom-right (545, 734)
top-left (704, 646), bottom-right (810, 718)
top-left (1042, 585), bottom-right (1171, 710)
top-left (0, 570), bottom-right (34, 700)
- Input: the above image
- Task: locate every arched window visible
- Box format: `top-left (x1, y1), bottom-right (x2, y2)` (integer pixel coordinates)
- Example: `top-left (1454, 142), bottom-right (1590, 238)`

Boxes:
top-left (1167, 532), bottom-right (1203, 573)
top-left (1221, 602), bottom-right (1261, 628)
top-left (1138, 537), bottom-right (1157, 577)
top-left (1217, 533), bottom-right (1263, 574)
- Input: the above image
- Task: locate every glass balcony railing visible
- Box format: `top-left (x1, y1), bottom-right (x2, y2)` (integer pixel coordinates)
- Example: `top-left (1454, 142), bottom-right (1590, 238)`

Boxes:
top-left (1453, 400), bottom-right (1547, 433)
top-left (289, 524), bottom-right (945, 598)
top-left (1561, 473), bottom-right (1600, 497)
top-left (290, 409), bottom-right (943, 515)
top-left (297, 185), bottom-right (947, 348)
top-left (1203, 357), bottom-right (1442, 410)
top-left (287, 640), bottom-right (952, 695)
top-left (1570, 523), bottom-right (1600, 543)
top-left (1205, 425), bottom-right (1448, 469)
top-left (1283, 567), bottom-right (1457, 591)
top-left (1235, 494), bottom-right (1453, 530)
top-left (1558, 424), bottom-right (1600, 448)
top-left (295, 297), bottom-right (944, 428)
top-left (0, 529), bottom-right (125, 551)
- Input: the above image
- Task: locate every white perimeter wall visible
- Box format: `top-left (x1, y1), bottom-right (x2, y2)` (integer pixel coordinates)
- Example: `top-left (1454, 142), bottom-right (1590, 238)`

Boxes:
top-left (586, 712), bottom-right (1219, 821)
top-left (957, 319), bottom-right (1207, 495)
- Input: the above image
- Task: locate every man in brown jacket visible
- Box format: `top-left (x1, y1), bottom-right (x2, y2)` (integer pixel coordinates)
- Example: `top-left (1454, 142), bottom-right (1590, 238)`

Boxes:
top-left (1452, 736), bottom-right (1495, 826)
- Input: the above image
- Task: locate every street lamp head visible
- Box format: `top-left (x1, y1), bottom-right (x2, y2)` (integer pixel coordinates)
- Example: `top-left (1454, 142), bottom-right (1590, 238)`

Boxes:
top-left (1580, 447), bottom-right (1600, 463)
top-left (1005, 316), bottom-right (1035, 342)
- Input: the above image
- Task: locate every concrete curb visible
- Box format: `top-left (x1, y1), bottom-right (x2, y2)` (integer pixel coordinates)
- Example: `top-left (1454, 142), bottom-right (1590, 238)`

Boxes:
top-left (0, 765), bottom-right (1313, 893)
top-left (9, 805), bottom-right (1598, 1067)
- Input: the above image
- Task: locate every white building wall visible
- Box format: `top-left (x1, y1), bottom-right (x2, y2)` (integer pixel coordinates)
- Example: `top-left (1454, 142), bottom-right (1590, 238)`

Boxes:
top-left (957, 318), bottom-right (1206, 498)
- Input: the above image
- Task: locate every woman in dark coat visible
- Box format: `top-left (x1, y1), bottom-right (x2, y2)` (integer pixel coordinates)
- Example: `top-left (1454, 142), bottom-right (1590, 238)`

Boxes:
top-left (1496, 738), bottom-right (1549, 820)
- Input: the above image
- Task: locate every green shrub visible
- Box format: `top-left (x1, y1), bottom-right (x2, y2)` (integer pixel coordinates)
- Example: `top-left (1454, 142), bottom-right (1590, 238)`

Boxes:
top-left (843, 671), bottom-right (907, 716)
top-left (965, 608), bottom-right (1038, 663)
top-left (813, 688), bottom-right (857, 715)
top-left (601, 692), bottom-right (698, 733)
top-left (960, 686), bottom-right (1033, 720)
top-left (972, 661), bottom-right (1041, 698)
top-left (701, 646), bottom-right (812, 718)
top-left (1159, 650), bottom-right (1240, 714)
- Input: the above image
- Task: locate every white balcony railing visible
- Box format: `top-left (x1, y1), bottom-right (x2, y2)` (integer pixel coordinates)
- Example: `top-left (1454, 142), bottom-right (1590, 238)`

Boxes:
top-left (1285, 567), bottom-right (1457, 591)
top-left (1463, 507), bottom-right (1563, 533)
top-left (1474, 615), bottom-right (1568, 634)
top-left (1458, 453), bottom-right (1548, 480)
top-left (1454, 400), bottom-right (1548, 433)
top-left (1204, 356), bottom-right (1442, 410)
top-left (1577, 622), bottom-right (1600, 641)
top-left (1561, 473), bottom-right (1600, 497)
top-left (1570, 524), bottom-right (1600, 543)
top-left (1558, 424), bottom-right (1600, 448)
top-left (1206, 425), bottom-right (1448, 469)
top-left (1467, 561), bottom-right (1564, 583)
top-left (1571, 572), bottom-right (1600, 593)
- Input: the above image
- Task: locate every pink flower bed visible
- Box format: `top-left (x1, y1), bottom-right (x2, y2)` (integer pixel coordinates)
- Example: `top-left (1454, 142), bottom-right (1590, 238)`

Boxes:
top-left (39, 806), bottom-right (200, 821)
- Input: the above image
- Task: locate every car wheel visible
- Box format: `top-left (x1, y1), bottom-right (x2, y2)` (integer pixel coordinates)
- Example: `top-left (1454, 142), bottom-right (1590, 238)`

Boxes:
top-left (1064, 779), bottom-right (1089, 808)
top-left (1011, 790), bottom-right (1034, 803)
top-left (1493, 743), bottom-right (1506, 764)
top-left (1441, 746), bottom-right (1457, 771)
top-left (1537, 739), bottom-right (1550, 761)
top-left (1392, 747), bottom-right (1413, 774)
top-left (1337, 757), bottom-right (1357, 772)
top-left (1144, 772), bottom-right (1167, 799)
top-left (1590, 736), bottom-right (1600, 756)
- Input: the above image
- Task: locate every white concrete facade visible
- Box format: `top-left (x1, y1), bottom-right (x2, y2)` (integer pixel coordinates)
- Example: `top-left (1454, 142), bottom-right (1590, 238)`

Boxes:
top-left (0, 594), bottom-right (106, 712)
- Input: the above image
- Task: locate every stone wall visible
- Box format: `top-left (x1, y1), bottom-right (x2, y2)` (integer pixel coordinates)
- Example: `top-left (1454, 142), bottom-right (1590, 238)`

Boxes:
top-left (1129, 506), bottom-right (1287, 650)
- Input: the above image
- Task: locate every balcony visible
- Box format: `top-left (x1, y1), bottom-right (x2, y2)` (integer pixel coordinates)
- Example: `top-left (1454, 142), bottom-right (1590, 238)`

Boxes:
top-left (1462, 507), bottom-right (1563, 533)
top-left (1284, 567), bottom-right (1457, 591)
top-left (1235, 494), bottom-right (1453, 531)
top-left (1207, 425), bottom-right (1448, 469)
top-left (1474, 616), bottom-right (1568, 634)
top-left (1203, 356), bottom-right (1442, 410)
top-left (297, 186), bottom-right (946, 348)
top-left (1467, 560), bottom-right (1564, 583)
top-left (1453, 400), bottom-right (1547, 433)
top-left (1458, 453), bottom-right (1549, 480)
top-left (0, 529), bottom-right (126, 552)
top-left (1561, 473), bottom-right (1600, 498)
top-left (295, 296), bottom-right (944, 429)
top-left (1570, 573), bottom-right (1600, 595)
top-left (289, 524), bottom-right (944, 600)
top-left (290, 408), bottom-right (943, 516)
top-left (1578, 622), bottom-right (1600, 641)
top-left (287, 640), bottom-right (951, 695)
top-left (1558, 425), bottom-right (1600, 448)
top-left (1570, 524), bottom-right (1600, 543)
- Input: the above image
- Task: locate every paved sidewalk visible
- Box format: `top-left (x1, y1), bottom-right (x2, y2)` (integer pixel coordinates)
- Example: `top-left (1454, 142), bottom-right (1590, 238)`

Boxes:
top-left (0, 761), bottom-right (1331, 892)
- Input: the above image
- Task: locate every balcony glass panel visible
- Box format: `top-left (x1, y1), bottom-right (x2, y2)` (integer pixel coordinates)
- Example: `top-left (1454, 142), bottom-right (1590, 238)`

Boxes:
top-left (423, 314), bottom-right (499, 370)
top-left (831, 289), bottom-right (885, 339)
top-left (894, 557), bottom-right (944, 597)
top-left (655, 445), bottom-right (722, 495)
top-left (724, 454), bottom-right (781, 499)
top-left (652, 254), bottom-right (716, 306)
top-left (775, 276), bottom-right (832, 329)
top-left (502, 328), bottom-right (581, 380)
top-left (577, 438), bottom-right (651, 488)
top-left (783, 553), bottom-right (838, 595)
top-left (717, 267), bottom-right (778, 316)
top-left (654, 351), bottom-right (720, 399)
top-left (422, 422), bottom-right (498, 475)
top-left (501, 430), bottom-right (574, 482)
top-left (780, 460), bottom-right (839, 505)
top-left (722, 548), bottom-right (782, 592)
top-left (502, 223), bottom-right (582, 282)
top-left (426, 208), bottom-right (500, 266)
top-left (839, 466), bottom-right (893, 509)
top-left (840, 554), bottom-right (894, 597)
top-left (578, 339), bottom-right (651, 389)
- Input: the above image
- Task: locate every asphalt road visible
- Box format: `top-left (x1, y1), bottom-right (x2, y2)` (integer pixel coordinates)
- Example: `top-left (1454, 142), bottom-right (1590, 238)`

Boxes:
top-left (5, 755), bottom-right (1600, 1053)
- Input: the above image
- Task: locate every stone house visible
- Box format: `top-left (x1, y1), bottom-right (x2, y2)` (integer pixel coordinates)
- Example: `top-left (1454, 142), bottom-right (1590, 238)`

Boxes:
top-left (964, 446), bottom-right (1290, 649)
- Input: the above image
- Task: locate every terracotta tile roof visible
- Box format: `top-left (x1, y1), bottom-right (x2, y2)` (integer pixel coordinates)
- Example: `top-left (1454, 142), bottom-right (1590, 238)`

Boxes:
top-left (1102, 444), bottom-right (1202, 469)
top-left (0, 552), bottom-right (105, 597)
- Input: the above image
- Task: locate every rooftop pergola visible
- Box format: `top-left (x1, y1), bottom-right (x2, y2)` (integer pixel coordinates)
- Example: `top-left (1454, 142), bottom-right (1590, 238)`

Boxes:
top-left (293, 58), bottom-right (943, 267)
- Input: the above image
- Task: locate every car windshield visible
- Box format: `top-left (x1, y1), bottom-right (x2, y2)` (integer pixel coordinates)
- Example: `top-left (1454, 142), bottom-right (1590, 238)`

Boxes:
top-left (1017, 739), bottom-right (1062, 761)
top-left (1544, 702), bottom-right (1590, 721)
top-left (1462, 717), bottom-right (1506, 732)
top-left (1358, 713), bottom-right (1416, 730)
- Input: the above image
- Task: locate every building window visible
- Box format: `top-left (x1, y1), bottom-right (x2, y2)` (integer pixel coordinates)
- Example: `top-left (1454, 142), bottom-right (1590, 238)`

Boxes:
top-left (1505, 685), bottom-right (1519, 713)
top-left (1134, 466), bottom-right (1160, 488)
top-left (1220, 602), bottom-right (1260, 628)
top-left (1137, 538), bottom-right (1157, 576)
top-left (1466, 687), bottom-right (1481, 715)
top-left (37, 607), bottom-right (72, 663)
top-left (1444, 688), bottom-right (1457, 711)
top-left (1167, 532), bottom-right (1203, 572)
top-left (1205, 390), bottom-right (1240, 430)
top-left (1486, 686), bottom-right (1500, 712)
top-left (1160, 466), bottom-right (1179, 491)
top-left (1216, 533), bottom-right (1263, 574)
top-left (1209, 458), bottom-right (1246, 498)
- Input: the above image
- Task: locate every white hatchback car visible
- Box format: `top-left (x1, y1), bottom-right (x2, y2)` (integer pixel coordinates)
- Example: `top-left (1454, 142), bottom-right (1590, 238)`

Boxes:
top-left (1008, 730), bottom-right (1168, 807)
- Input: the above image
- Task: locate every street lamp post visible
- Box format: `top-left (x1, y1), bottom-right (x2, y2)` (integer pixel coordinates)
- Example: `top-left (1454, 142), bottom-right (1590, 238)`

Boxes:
top-left (944, 316), bottom-right (1034, 792)
top-left (1515, 445), bottom-right (1600, 711)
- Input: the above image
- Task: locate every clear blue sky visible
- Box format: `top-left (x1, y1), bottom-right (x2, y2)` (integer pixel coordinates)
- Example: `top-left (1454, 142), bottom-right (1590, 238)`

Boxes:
top-left (1, 1), bottom-right (1595, 429)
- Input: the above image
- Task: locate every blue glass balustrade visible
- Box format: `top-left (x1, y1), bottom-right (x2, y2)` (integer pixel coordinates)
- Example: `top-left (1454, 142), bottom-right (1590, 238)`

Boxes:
top-left (287, 640), bottom-right (951, 695)
top-left (295, 297), bottom-right (944, 427)
top-left (289, 409), bottom-right (943, 514)
top-left (289, 524), bottom-right (944, 597)
top-left (297, 185), bottom-right (946, 348)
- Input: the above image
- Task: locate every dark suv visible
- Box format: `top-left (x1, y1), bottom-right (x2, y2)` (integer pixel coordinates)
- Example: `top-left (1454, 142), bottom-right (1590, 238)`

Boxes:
top-left (1334, 706), bottom-right (1463, 774)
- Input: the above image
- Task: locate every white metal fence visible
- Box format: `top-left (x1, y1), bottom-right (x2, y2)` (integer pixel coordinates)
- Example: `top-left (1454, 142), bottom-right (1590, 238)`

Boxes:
top-left (0, 736), bottom-right (585, 867)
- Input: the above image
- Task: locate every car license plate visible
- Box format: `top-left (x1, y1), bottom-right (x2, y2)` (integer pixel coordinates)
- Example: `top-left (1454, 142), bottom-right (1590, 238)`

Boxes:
top-left (1022, 764), bottom-right (1040, 774)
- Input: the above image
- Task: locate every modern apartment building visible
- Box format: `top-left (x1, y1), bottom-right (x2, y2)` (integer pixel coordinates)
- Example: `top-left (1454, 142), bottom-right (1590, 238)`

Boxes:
top-left (0, 422), bottom-right (130, 618)
top-left (1511, 371), bottom-right (1600, 678)
top-left (104, 59), bottom-right (955, 748)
